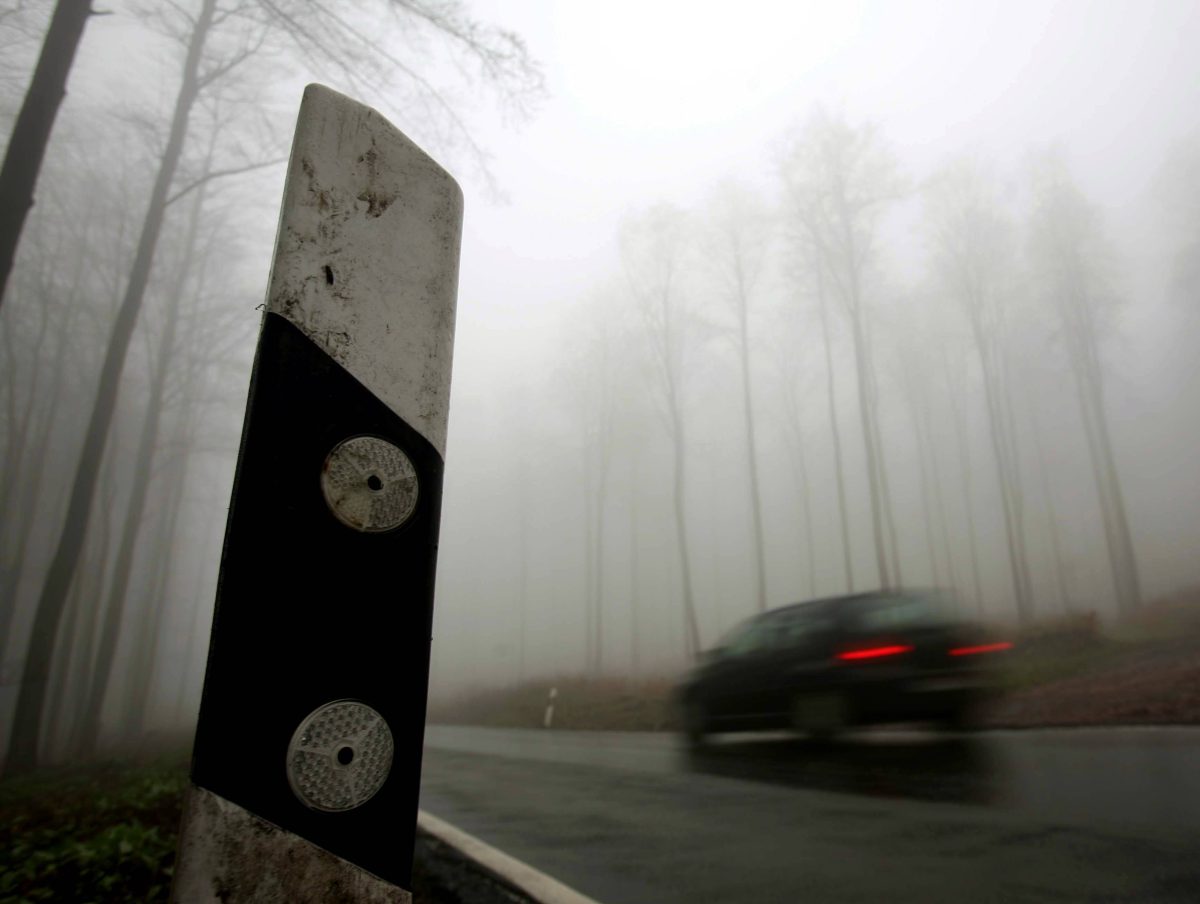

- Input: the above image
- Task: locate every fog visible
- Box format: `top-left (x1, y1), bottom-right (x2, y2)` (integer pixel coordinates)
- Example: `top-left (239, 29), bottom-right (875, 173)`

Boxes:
top-left (429, 0), bottom-right (1200, 699)
top-left (1, 0), bottom-right (1198, 762)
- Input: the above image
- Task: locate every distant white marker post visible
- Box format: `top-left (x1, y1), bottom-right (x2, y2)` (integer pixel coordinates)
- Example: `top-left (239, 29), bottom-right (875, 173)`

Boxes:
top-left (171, 85), bottom-right (462, 903)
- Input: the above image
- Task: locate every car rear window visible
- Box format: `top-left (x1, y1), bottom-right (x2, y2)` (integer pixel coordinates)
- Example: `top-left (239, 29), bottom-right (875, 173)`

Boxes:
top-left (850, 594), bottom-right (943, 631)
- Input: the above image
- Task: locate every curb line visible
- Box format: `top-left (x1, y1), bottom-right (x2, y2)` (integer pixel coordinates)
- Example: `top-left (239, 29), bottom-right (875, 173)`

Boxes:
top-left (416, 810), bottom-right (602, 904)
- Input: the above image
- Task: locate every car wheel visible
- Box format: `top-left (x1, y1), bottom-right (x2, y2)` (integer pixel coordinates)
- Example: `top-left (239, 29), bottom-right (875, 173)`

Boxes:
top-left (682, 699), bottom-right (709, 747)
top-left (791, 691), bottom-right (847, 741)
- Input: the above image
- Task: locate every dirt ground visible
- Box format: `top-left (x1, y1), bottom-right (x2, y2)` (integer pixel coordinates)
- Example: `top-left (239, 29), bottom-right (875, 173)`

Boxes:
top-left (982, 634), bottom-right (1200, 727)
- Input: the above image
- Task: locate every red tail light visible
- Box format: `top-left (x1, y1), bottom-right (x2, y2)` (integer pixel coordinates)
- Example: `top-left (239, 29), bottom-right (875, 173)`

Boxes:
top-left (949, 641), bottom-right (1013, 656)
top-left (836, 644), bottom-right (914, 661)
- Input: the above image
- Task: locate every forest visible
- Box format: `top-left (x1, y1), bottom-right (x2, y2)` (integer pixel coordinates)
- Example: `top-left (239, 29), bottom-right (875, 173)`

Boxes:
top-left (434, 125), bottom-right (1199, 689)
top-left (1, 0), bottom-right (1198, 770)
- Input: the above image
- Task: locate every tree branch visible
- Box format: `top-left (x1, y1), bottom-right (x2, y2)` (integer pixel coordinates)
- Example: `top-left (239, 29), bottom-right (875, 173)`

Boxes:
top-left (165, 154), bottom-right (286, 207)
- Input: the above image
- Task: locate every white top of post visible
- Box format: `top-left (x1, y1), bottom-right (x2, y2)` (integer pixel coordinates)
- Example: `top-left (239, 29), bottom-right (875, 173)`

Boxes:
top-left (265, 84), bottom-right (463, 458)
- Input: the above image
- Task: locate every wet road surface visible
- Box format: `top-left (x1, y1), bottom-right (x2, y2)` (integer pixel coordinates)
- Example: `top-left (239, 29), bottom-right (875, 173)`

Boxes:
top-left (419, 725), bottom-right (1200, 903)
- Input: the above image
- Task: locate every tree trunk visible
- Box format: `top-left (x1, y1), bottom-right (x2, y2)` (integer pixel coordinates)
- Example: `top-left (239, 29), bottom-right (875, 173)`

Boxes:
top-left (0, 281), bottom-right (50, 520)
top-left (909, 356), bottom-right (962, 597)
top-left (867, 339), bottom-right (903, 588)
top-left (61, 444), bottom-right (120, 759)
top-left (582, 443), bottom-right (594, 672)
top-left (816, 274), bottom-right (854, 592)
top-left (1076, 369), bottom-right (1141, 614)
top-left (942, 349), bottom-right (985, 612)
top-left (902, 357), bottom-right (942, 587)
top-left (975, 334), bottom-right (1034, 625)
top-left (782, 391), bottom-right (817, 599)
top-left (998, 356), bottom-right (1035, 619)
top-left (172, 515), bottom-right (219, 727)
top-left (0, 227), bottom-right (91, 646)
top-left (517, 465), bottom-right (528, 685)
top-left (831, 207), bottom-right (892, 590)
top-left (1029, 403), bottom-right (1072, 612)
top-left (668, 401), bottom-right (700, 661)
top-left (46, 454), bottom-right (116, 762)
top-left (796, 448), bottom-right (816, 598)
top-left (1060, 296), bottom-right (1142, 614)
top-left (925, 411), bottom-right (961, 598)
top-left (42, 578), bottom-right (83, 761)
top-left (0, 0), bottom-right (93, 308)
top-left (113, 146), bottom-right (225, 739)
top-left (0, 389), bottom-right (57, 649)
top-left (592, 444), bottom-right (609, 675)
top-left (848, 313), bottom-right (891, 589)
top-left (76, 146), bottom-right (211, 755)
top-left (735, 272), bottom-right (768, 612)
top-left (119, 463), bottom-right (186, 739)
top-left (628, 467), bottom-right (640, 680)
top-left (3, 0), bottom-right (215, 776)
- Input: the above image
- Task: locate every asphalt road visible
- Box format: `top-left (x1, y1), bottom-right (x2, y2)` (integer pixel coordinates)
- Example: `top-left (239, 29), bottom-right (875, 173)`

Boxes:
top-left (419, 725), bottom-right (1200, 903)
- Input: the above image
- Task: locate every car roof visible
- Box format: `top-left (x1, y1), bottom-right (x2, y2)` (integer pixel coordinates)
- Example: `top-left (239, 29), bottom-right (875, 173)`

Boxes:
top-left (764, 590), bottom-right (931, 620)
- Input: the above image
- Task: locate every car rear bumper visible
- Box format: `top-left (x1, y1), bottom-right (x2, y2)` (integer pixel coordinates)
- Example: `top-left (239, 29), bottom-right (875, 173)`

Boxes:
top-left (849, 674), bottom-right (993, 723)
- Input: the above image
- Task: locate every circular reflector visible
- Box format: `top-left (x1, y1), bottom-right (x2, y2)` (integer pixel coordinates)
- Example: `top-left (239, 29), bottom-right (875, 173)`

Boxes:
top-left (321, 436), bottom-right (417, 532)
top-left (286, 700), bottom-right (393, 811)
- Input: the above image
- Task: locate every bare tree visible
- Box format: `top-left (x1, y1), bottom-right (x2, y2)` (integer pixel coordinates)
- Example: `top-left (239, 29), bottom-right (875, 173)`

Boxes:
top-left (75, 123), bottom-right (220, 754)
top-left (561, 291), bottom-right (624, 675)
top-left (940, 345), bottom-right (985, 612)
top-left (55, 424), bottom-right (122, 761)
top-left (777, 197), bottom-right (855, 594)
top-left (248, 0), bottom-right (543, 193)
top-left (4, 0), bottom-right (223, 776)
top-left (0, 146), bottom-right (137, 662)
top-left (584, 383), bottom-right (614, 675)
top-left (1028, 155), bottom-right (1141, 615)
top-left (1027, 394), bottom-right (1073, 613)
top-left (771, 330), bottom-right (818, 599)
top-left (0, 0), bottom-right (94, 308)
top-left (704, 183), bottom-right (771, 612)
top-left (896, 345), bottom-right (943, 587)
top-left (893, 319), bottom-right (962, 598)
top-left (814, 261), bottom-right (855, 591)
top-left (516, 460), bottom-right (529, 686)
top-left (925, 158), bottom-right (1036, 624)
top-left (4, 0), bottom-right (543, 774)
top-left (626, 457), bottom-right (642, 680)
top-left (622, 204), bottom-right (702, 660)
top-left (779, 110), bottom-right (904, 590)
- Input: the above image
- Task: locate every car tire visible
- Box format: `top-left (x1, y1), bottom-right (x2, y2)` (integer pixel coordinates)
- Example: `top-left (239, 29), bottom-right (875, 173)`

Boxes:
top-left (682, 699), bottom-right (709, 747)
top-left (791, 691), bottom-right (847, 741)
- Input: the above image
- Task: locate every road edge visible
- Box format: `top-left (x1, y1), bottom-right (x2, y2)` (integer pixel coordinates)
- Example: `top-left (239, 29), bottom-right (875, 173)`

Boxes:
top-left (416, 810), bottom-right (602, 904)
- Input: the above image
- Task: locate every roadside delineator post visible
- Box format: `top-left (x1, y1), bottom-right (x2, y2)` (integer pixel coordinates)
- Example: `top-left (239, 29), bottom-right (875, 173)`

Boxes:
top-left (171, 84), bottom-right (462, 902)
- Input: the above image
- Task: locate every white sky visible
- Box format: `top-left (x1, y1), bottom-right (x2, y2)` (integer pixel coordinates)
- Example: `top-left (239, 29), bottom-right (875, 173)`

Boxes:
top-left (446, 0), bottom-right (1200, 407)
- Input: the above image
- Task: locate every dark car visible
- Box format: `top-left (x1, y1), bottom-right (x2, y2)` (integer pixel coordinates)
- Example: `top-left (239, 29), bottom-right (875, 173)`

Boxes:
top-left (676, 590), bottom-right (1011, 743)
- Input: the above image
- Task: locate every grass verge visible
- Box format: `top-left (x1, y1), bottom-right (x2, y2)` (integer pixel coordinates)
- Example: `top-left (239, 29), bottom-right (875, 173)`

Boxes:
top-left (0, 755), bottom-right (188, 903)
top-left (0, 752), bottom-right (496, 903)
